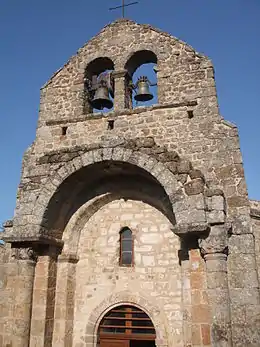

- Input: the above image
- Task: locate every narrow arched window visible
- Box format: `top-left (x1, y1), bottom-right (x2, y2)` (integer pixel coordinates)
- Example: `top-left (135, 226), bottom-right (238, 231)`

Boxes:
top-left (120, 227), bottom-right (133, 266)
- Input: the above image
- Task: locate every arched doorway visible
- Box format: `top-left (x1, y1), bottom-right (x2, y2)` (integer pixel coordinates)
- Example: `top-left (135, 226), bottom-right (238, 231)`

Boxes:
top-left (97, 305), bottom-right (156, 347)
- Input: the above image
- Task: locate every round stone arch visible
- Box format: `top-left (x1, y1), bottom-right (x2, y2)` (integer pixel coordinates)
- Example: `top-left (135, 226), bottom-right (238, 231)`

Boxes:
top-left (119, 45), bottom-right (164, 74)
top-left (86, 291), bottom-right (170, 347)
top-left (32, 147), bottom-right (183, 236)
top-left (124, 49), bottom-right (158, 77)
top-left (62, 186), bottom-right (177, 257)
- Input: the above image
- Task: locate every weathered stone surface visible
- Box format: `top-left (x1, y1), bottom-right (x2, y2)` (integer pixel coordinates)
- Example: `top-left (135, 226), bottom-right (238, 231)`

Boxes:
top-left (205, 188), bottom-right (224, 197)
top-left (175, 209), bottom-right (206, 225)
top-left (177, 160), bottom-right (192, 174)
top-left (172, 222), bottom-right (209, 236)
top-left (1, 18), bottom-right (259, 347)
top-left (189, 169), bottom-right (205, 180)
top-left (229, 234), bottom-right (255, 254)
top-left (206, 210), bottom-right (226, 224)
top-left (199, 225), bottom-right (229, 255)
top-left (184, 178), bottom-right (205, 195)
top-left (207, 195), bottom-right (225, 211)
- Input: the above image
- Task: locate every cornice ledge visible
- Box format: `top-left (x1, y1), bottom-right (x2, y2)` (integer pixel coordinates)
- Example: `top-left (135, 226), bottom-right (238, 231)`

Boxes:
top-left (172, 223), bottom-right (209, 236)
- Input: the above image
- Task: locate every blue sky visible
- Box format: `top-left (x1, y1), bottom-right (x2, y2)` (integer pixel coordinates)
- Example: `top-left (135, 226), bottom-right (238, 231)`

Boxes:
top-left (0, 0), bottom-right (259, 225)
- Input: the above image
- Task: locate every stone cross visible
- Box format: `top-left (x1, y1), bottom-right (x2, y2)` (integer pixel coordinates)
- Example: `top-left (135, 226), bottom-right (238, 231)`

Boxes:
top-left (109, 0), bottom-right (139, 18)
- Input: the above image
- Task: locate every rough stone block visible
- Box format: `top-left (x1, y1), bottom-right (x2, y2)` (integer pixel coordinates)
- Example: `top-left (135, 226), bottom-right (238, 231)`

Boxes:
top-left (174, 194), bottom-right (204, 213)
top-left (92, 149), bottom-right (103, 162)
top-left (184, 179), bottom-right (204, 195)
top-left (177, 160), bottom-right (192, 174)
top-left (165, 161), bottom-right (178, 173)
top-left (206, 272), bottom-right (228, 289)
top-left (229, 234), bottom-right (255, 254)
top-left (135, 137), bottom-right (155, 148)
top-left (206, 210), bottom-right (225, 224)
top-left (230, 288), bottom-right (259, 305)
top-left (228, 254), bottom-right (257, 272)
top-left (102, 147), bottom-right (113, 160)
top-left (229, 270), bottom-right (259, 288)
top-left (189, 169), bottom-right (205, 180)
top-left (80, 151), bottom-right (94, 167)
top-left (231, 323), bottom-right (260, 347)
top-left (175, 209), bottom-right (206, 225)
top-left (207, 196), bottom-right (225, 211)
top-left (205, 258), bottom-right (227, 273)
top-left (232, 215), bottom-right (252, 235)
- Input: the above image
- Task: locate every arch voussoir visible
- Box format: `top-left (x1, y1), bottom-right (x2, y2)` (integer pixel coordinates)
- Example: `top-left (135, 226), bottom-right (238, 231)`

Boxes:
top-left (28, 139), bottom-right (222, 241)
top-left (80, 151), bottom-right (94, 167)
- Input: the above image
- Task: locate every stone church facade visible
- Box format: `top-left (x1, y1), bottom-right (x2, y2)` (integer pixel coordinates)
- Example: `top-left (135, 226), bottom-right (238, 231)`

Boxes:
top-left (0, 19), bottom-right (260, 347)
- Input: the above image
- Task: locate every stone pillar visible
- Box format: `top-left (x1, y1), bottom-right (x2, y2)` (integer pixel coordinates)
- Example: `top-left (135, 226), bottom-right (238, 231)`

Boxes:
top-left (179, 245), bottom-right (192, 347)
top-left (199, 225), bottom-right (232, 347)
top-left (113, 70), bottom-right (129, 110)
top-left (30, 245), bottom-right (58, 347)
top-left (0, 243), bottom-right (14, 347)
top-left (52, 254), bottom-right (78, 347)
top-left (228, 232), bottom-right (260, 346)
top-left (11, 247), bottom-right (37, 347)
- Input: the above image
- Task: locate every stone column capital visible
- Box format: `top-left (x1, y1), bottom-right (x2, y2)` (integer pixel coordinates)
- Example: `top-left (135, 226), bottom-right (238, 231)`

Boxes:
top-left (199, 223), bottom-right (231, 257)
top-left (11, 247), bottom-right (38, 262)
top-left (204, 252), bottom-right (228, 262)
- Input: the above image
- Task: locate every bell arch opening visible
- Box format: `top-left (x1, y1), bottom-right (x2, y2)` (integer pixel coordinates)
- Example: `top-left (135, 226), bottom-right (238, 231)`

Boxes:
top-left (41, 160), bottom-right (176, 239)
top-left (84, 57), bottom-right (115, 113)
top-left (97, 305), bottom-right (156, 347)
top-left (125, 50), bottom-right (158, 109)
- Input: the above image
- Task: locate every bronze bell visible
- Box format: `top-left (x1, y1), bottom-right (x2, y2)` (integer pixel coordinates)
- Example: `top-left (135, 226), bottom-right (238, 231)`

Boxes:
top-left (91, 83), bottom-right (113, 110)
top-left (134, 76), bottom-right (153, 102)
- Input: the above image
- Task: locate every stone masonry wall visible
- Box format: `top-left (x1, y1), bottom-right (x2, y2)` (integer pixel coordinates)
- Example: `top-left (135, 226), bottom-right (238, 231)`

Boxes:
top-left (16, 19), bottom-right (248, 238)
top-left (51, 199), bottom-right (211, 347)
top-left (38, 19), bottom-right (217, 126)
top-left (2, 18), bottom-right (260, 347)
top-left (250, 200), bottom-right (260, 282)
top-left (14, 19), bottom-right (249, 241)
top-left (34, 104), bottom-right (243, 212)
top-left (69, 199), bottom-right (183, 347)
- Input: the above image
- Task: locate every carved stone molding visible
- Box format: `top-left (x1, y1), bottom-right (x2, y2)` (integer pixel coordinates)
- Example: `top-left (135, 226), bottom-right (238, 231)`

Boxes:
top-left (11, 247), bottom-right (38, 262)
top-left (172, 222), bottom-right (209, 237)
top-left (204, 252), bottom-right (228, 262)
top-left (199, 223), bottom-right (231, 256)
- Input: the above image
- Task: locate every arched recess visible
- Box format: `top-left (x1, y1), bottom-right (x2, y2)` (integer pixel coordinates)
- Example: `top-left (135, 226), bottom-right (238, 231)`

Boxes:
top-left (84, 57), bottom-right (115, 113)
top-left (33, 148), bottom-right (183, 239)
top-left (86, 291), bottom-right (169, 347)
top-left (98, 305), bottom-right (155, 341)
top-left (125, 50), bottom-right (157, 77)
top-left (63, 187), bottom-right (176, 257)
top-left (124, 50), bottom-right (158, 109)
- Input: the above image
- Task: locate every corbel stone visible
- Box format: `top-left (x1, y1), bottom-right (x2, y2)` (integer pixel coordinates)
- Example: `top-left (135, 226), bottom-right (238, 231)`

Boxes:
top-left (3, 235), bottom-right (64, 248)
top-left (172, 222), bottom-right (209, 237)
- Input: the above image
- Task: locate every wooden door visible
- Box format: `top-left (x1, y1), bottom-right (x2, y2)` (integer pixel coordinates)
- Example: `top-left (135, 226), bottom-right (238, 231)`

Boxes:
top-left (100, 339), bottom-right (129, 347)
